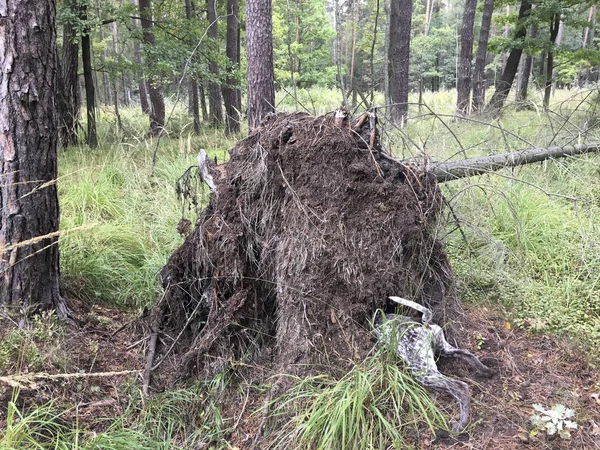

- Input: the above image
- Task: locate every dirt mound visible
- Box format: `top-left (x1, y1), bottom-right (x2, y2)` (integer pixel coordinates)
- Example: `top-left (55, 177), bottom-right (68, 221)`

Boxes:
top-left (156, 111), bottom-right (460, 382)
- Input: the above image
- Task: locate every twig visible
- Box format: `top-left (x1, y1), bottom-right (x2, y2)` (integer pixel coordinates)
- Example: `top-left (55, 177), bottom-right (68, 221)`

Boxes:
top-left (142, 332), bottom-right (157, 396)
top-left (151, 293), bottom-right (206, 371)
top-left (0, 370), bottom-right (138, 389)
top-left (127, 335), bottom-right (150, 350)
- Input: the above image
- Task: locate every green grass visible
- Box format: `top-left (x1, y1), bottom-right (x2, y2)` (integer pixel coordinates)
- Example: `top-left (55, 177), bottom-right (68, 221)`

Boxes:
top-left (58, 105), bottom-right (239, 308)
top-left (0, 384), bottom-right (230, 450)
top-left (270, 350), bottom-right (447, 449)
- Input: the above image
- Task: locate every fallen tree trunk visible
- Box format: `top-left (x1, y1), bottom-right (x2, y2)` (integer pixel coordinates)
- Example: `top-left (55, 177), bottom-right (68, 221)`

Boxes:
top-left (430, 143), bottom-right (600, 183)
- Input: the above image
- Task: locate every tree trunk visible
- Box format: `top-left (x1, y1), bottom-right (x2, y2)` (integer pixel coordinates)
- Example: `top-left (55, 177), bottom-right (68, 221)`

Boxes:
top-left (429, 143), bottom-right (600, 182)
top-left (222, 0), bottom-right (242, 134)
top-left (185, 0), bottom-right (201, 134)
top-left (388, 0), bottom-right (413, 125)
top-left (81, 30), bottom-right (98, 148)
top-left (246, 0), bottom-right (276, 129)
top-left (207, 0), bottom-right (223, 125)
top-left (130, 1), bottom-right (151, 116)
top-left (334, 0), bottom-right (348, 106)
top-left (456, 0), bottom-right (477, 116)
top-left (485, 0), bottom-right (532, 114)
top-left (516, 25), bottom-right (536, 103)
top-left (584, 7), bottom-right (597, 84)
top-left (111, 22), bottom-right (123, 133)
top-left (139, 0), bottom-right (165, 136)
top-left (57, 0), bottom-right (80, 148)
top-left (349, 0), bottom-right (359, 108)
top-left (471, 0), bottom-right (493, 113)
top-left (0, 0), bottom-right (66, 318)
top-left (543, 16), bottom-right (560, 109)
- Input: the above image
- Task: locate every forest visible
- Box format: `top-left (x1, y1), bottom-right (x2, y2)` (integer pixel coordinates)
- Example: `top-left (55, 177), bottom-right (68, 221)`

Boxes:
top-left (1, 0), bottom-right (600, 448)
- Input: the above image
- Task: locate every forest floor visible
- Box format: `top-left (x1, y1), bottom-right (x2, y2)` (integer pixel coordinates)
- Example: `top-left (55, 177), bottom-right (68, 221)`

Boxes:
top-left (2, 300), bottom-right (599, 449)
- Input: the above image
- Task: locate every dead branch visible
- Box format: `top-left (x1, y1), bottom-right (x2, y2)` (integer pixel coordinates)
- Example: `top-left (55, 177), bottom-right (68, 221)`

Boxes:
top-left (430, 143), bottom-right (600, 182)
top-left (0, 370), bottom-right (138, 390)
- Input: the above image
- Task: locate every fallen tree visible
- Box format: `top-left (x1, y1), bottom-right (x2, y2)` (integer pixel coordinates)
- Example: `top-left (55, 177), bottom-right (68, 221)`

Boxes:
top-left (429, 143), bottom-right (600, 182)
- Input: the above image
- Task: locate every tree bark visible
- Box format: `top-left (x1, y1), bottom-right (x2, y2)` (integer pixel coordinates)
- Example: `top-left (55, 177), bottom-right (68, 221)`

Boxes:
top-left (516, 25), bottom-right (536, 103)
top-left (456, 0), bottom-right (477, 116)
top-left (207, 0), bottom-right (223, 125)
top-left (485, 0), bottom-right (532, 114)
top-left (246, 0), bottom-right (276, 129)
top-left (388, 0), bottom-right (413, 125)
top-left (471, 0), bottom-right (493, 113)
top-left (139, 0), bottom-right (165, 136)
top-left (543, 16), bottom-right (561, 109)
top-left (0, 0), bottom-right (66, 318)
top-left (185, 0), bottom-right (201, 134)
top-left (81, 30), bottom-right (98, 148)
top-left (429, 143), bottom-right (600, 182)
top-left (57, 0), bottom-right (80, 148)
top-left (222, 0), bottom-right (241, 134)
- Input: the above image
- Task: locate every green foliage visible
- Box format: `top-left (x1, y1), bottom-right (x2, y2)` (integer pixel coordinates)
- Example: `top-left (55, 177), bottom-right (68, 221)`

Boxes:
top-left (530, 404), bottom-right (578, 439)
top-left (271, 352), bottom-right (447, 449)
top-left (273, 0), bottom-right (336, 87)
top-left (0, 312), bottom-right (65, 375)
top-left (59, 106), bottom-right (236, 308)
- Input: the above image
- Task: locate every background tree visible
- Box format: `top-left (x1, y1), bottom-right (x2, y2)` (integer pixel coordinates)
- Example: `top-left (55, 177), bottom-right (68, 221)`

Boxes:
top-left (246, 0), bottom-right (276, 128)
top-left (206, 0), bottom-right (224, 125)
top-left (472, 0), bottom-right (494, 112)
top-left (57, 0), bottom-right (81, 147)
top-left (139, 0), bottom-right (165, 136)
top-left (81, 0), bottom-right (98, 147)
top-left (0, 0), bottom-right (66, 318)
top-left (516, 25), bottom-right (537, 103)
top-left (485, 0), bottom-right (532, 113)
top-left (388, 0), bottom-right (413, 124)
top-left (222, 0), bottom-right (242, 134)
top-left (185, 0), bottom-right (201, 134)
top-left (456, 0), bottom-right (477, 116)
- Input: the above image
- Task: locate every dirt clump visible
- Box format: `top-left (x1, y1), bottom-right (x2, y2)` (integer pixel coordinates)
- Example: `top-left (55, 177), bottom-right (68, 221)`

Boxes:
top-left (155, 111), bottom-right (460, 382)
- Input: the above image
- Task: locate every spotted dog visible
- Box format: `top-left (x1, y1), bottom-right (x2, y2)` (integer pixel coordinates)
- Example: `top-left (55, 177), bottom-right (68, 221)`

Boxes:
top-left (375, 296), bottom-right (494, 432)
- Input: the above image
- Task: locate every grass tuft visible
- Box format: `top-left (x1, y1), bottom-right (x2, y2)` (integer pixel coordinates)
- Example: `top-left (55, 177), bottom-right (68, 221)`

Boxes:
top-left (271, 351), bottom-right (447, 449)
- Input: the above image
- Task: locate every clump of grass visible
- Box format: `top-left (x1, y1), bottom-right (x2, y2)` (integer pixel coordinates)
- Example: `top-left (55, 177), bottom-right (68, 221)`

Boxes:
top-left (58, 122), bottom-right (238, 309)
top-left (271, 351), bottom-right (447, 449)
top-left (0, 395), bottom-right (71, 450)
top-left (0, 383), bottom-right (231, 450)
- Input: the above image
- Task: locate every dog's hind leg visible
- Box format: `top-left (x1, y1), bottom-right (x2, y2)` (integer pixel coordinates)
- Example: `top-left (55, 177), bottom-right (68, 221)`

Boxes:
top-left (430, 325), bottom-right (494, 377)
top-left (419, 373), bottom-right (471, 432)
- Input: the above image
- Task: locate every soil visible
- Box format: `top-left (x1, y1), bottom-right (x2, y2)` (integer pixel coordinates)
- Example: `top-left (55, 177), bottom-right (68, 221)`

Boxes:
top-left (2, 303), bottom-right (599, 449)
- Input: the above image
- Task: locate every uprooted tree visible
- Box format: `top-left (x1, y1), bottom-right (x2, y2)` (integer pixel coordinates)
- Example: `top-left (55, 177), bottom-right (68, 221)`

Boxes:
top-left (148, 110), bottom-right (600, 391)
top-left (149, 111), bottom-right (460, 389)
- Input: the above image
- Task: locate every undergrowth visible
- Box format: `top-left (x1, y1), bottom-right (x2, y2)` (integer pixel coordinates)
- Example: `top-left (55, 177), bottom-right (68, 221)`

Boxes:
top-left (58, 105), bottom-right (238, 309)
top-left (0, 383), bottom-right (230, 449)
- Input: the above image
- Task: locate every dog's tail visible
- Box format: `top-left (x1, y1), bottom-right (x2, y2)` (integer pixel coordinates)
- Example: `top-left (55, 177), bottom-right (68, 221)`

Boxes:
top-left (388, 296), bottom-right (433, 325)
